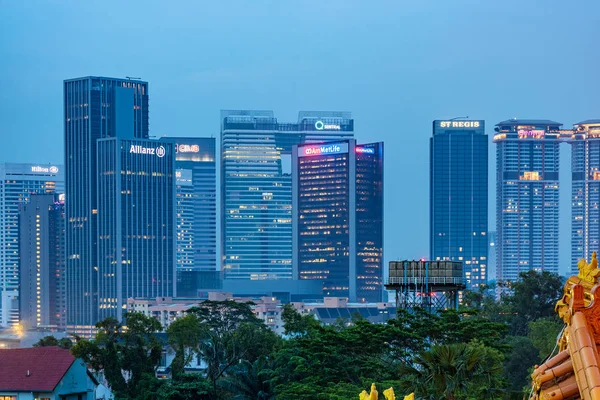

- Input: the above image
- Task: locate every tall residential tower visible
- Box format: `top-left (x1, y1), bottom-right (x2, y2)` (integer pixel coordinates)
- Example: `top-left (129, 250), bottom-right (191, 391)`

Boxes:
top-left (430, 120), bottom-right (488, 287)
top-left (220, 110), bottom-right (353, 281)
top-left (570, 120), bottom-right (600, 275)
top-left (494, 119), bottom-right (561, 282)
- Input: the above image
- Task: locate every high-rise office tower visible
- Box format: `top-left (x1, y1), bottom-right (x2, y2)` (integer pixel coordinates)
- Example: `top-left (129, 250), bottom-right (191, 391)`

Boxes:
top-left (96, 138), bottom-right (175, 321)
top-left (0, 163), bottom-right (63, 327)
top-left (160, 138), bottom-right (217, 273)
top-left (494, 119), bottom-right (561, 282)
top-left (570, 120), bottom-right (600, 275)
top-left (488, 231), bottom-right (497, 283)
top-left (221, 110), bottom-right (354, 281)
top-left (292, 140), bottom-right (384, 302)
top-left (64, 76), bottom-right (148, 333)
top-left (19, 194), bottom-right (66, 330)
top-left (430, 120), bottom-right (488, 288)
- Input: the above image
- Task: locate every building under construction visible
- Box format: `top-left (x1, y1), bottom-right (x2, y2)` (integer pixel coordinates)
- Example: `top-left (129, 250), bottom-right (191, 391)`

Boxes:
top-left (385, 260), bottom-right (467, 311)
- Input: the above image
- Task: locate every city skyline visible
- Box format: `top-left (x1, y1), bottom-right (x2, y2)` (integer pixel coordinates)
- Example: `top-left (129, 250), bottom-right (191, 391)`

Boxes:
top-left (3, 87), bottom-right (599, 282)
top-left (3, 2), bottom-right (599, 277)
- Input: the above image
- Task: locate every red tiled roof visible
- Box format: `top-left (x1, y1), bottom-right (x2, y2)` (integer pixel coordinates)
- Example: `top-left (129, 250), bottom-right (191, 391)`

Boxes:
top-left (0, 347), bottom-right (75, 391)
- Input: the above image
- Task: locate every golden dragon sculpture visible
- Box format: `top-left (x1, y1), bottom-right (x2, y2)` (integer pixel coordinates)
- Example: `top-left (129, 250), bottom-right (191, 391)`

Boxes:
top-left (531, 252), bottom-right (600, 399)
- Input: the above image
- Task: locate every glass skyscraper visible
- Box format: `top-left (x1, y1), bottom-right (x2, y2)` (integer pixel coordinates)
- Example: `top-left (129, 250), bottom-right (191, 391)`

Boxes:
top-left (160, 137), bottom-right (217, 273)
top-left (570, 120), bottom-right (600, 275)
top-left (64, 76), bottom-right (148, 333)
top-left (430, 120), bottom-right (488, 288)
top-left (221, 110), bottom-right (354, 280)
top-left (0, 163), bottom-right (63, 327)
top-left (494, 119), bottom-right (561, 282)
top-left (292, 140), bottom-right (383, 302)
top-left (19, 194), bottom-right (66, 330)
top-left (96, 138), bottom-right (175, 321)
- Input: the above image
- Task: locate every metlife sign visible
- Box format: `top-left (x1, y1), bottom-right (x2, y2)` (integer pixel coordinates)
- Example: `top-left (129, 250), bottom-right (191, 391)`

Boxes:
top-left (298, 142), bottom-right (349, 157)
top-left (355, 146), bottom-right (375, 154)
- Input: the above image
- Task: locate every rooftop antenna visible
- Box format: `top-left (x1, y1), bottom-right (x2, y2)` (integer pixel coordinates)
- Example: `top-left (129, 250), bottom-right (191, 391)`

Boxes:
top-left (126, 76), bottom-right (141, 80)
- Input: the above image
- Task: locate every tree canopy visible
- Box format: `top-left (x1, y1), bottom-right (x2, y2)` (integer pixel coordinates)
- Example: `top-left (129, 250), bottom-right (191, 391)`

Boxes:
top-left (70, 271), bottom-right (565, 399)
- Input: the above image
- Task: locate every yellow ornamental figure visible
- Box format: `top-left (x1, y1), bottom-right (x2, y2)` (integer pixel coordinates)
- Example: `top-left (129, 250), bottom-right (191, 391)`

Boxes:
top-left (383, 387), bottom-right (395, 400)
top-left (578, 251), bottom-right (600, 283)
top-left (369, 383), bottom-right (378, 400)
top-left (359, 385), bottom-right (412, 400)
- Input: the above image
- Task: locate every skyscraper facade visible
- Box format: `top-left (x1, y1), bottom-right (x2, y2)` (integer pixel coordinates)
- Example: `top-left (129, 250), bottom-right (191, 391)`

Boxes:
top-left (96, 138), bottom-right (175, 321)
top-left (160, 137), bottom-right (217, 273)
top-left (430, 120), bottom-right (488, 288)
top-left (0, 163), bottom-right (63, 327)
top-left (221, 110), bottom-right (354, 281)
top-left (64, 76), bottom-right (148, 332)
top-left (292, 140), bottom-right (383, 302)
top-left (494, 119), bottom-right (561, 282)
top-left (488, 231), bottom-right (497, 282)
top-left (19, 194), bottom-right (66, 330)
top-left (570, 120), bottom-right (600, 275)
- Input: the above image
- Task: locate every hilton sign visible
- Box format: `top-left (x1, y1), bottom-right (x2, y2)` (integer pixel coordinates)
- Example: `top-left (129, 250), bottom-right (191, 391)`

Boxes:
top-left (31, 166), bottom-right (59, 174)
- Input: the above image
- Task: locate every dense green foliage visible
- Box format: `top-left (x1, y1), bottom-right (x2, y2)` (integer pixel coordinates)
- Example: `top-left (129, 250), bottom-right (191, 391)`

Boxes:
top-left (33, 335), bottom-right (73, 349)
top-left (71, 313), bottom-right (163, 399)
top-left (69, 270), bottom-right (565, 399)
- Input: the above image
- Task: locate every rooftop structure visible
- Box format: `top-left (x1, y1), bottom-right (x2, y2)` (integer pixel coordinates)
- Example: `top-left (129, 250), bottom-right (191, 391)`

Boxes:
top-left (385, 260), bottom-right (466, 310)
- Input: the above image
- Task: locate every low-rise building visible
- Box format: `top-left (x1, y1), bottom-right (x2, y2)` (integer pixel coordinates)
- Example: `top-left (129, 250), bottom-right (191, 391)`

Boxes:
top-left (0, 346), bottom-right (101, 400)
top-left (127, 293), bottom-right (396, 335)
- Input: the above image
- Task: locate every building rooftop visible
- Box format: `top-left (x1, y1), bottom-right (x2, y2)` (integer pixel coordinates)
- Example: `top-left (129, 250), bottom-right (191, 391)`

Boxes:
top-left (298, 111), bottom-right (352, 120)
top-left (0, 347), bottom-right (76, 391)
top-left (575, 119), bottom-right (600, 125)
top-left (312, 306), bottom-right (396, 324)
top-left (495, 119), bottom-right (563, 127)
top-left (64, 76), bottom-right (147, 83)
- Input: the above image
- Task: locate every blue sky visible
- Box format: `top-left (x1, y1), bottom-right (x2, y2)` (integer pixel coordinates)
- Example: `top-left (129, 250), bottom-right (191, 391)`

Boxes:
top-left (1, 1), bottom-right (599, 276)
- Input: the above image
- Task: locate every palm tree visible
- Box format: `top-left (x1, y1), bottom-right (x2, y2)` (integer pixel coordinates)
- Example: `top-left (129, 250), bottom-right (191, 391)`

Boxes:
top-left (398, 342), bottom-right (504, 400)
top-left (218, 356), bottom-right (275, 399)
